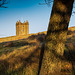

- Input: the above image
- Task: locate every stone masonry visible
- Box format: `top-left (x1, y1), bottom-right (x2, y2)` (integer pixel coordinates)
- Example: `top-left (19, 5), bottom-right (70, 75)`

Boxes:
top-left (16, 20), bottom-right (29, 36)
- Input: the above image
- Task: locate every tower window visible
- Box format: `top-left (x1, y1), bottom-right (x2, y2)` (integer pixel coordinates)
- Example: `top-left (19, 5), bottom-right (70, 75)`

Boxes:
top-left (23, 29), bottom-right (24, 32)
top-left (23, 26), bottom-right (24, 32)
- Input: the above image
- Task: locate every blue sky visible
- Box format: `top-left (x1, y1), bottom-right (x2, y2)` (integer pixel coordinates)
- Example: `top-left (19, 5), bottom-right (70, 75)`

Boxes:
top-left (0, 0), bottom-right (75, 38)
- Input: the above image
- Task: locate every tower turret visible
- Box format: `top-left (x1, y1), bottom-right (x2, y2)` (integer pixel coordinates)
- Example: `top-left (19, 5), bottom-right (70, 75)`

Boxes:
top-left (26, 20), bottom-right (29, 25)
top-left (24, 21), bottom-right (26, 24)
top-left (16, 21), bottom-right (19, 25)
top-left (19, 20), bottom-right (21, 24)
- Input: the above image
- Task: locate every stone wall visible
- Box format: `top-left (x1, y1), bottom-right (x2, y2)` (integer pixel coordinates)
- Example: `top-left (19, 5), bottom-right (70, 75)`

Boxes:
top-left (16, 20), bottom-right (29, 36)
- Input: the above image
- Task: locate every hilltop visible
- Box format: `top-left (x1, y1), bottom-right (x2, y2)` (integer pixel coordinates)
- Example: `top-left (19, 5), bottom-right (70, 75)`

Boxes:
top-left (0, 26), bottom-right (75, 75)
top-left (0, 26), bottom-right (75, 43)
top-left (0, 32), bottom-right (47, 43)
top-left (68, 26), bottom-right (75, 31)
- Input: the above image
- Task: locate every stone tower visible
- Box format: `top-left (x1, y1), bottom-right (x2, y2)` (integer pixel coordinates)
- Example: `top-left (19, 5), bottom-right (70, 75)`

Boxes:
top-left (16, 20), bottom-right (29, 36)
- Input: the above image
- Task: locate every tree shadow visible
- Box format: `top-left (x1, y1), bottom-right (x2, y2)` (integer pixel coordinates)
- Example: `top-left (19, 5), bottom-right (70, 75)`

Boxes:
top-left (67, 30), bottom-right (75, 35)
top-left (38, 42), bottom-right (45, 75)
top-left (0, 60), bottom-right (9, 75)
top-left (0, 33), bottom-right (46, 48)
top-left (0, 45), bottom-right (41, 75)
top-left (28, 33), bottom-right (46, 42)
top-left (64, 46), bottom-right (75, 75)
top-left (0, 32), bottom-right (75, 75)
top-left (0, 39), bottom-right (37, 48)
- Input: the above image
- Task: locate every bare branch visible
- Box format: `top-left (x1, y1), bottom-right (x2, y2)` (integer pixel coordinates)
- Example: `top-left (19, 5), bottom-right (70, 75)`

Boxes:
top-left (39, 3), bottom-right (47, 5)
top-left (0, 0), bottom-right (8, 8)
top-left (39, 0), bottom-right (53, 6)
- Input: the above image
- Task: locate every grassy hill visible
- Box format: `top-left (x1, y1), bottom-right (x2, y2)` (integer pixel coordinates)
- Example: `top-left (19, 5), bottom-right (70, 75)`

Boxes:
top-left (0, 32), bottom-right (47, 43)
top-left (0, 27), bottom-right (75, 75)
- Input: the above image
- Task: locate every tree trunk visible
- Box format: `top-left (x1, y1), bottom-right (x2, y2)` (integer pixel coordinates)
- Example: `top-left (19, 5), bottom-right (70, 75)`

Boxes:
top-left (39, 0), bottom-right (74, 75)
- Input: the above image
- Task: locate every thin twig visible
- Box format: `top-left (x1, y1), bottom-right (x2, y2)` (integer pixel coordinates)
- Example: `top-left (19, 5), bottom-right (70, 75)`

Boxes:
top-left (0, 0), bottom-right (8, 8)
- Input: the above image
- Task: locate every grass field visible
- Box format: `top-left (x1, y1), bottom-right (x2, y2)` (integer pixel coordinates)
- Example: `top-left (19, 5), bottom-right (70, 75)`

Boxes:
top-left (0, 27), bottom-right (75, 75)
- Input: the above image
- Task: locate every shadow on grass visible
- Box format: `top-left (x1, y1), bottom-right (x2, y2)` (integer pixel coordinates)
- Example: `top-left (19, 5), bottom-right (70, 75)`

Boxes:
top-left (0, 60), bottom-right (9, 75)
top-left (0, 33), bottom-right (75, 75)
top-left (0, 33), bottom-right (46, 48)
top-left (0, 40), bottom-right (37, 57)
top-left (1, 41), bottom-right (36, 47)
top-left (0, 44), bottom-right (41, 75)
top-left (38, 35), bottom-right (75, 75)
top-left (64, 48), bottom-right (75, 75)
top-left (28, 33), bottom-right (46, 42)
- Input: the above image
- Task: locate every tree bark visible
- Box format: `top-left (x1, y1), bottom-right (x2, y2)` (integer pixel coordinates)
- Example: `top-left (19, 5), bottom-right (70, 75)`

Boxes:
top-left (39, 0), bottom-right (74, 75)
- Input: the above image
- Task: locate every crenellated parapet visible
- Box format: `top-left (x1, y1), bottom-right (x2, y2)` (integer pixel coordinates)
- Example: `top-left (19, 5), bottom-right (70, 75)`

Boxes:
top-left (16, 20), bottom-right (29, 36)
top-left (16, 20), bottom-right (29, 25)
top-left (26, 20), bottom-right (29, 25)
top-left (16, 21), bottom-right (19, 25)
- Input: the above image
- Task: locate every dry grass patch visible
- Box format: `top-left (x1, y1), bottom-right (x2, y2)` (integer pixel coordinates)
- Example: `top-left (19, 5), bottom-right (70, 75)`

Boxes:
top-left (0, 27), bottom-right (75, 75)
